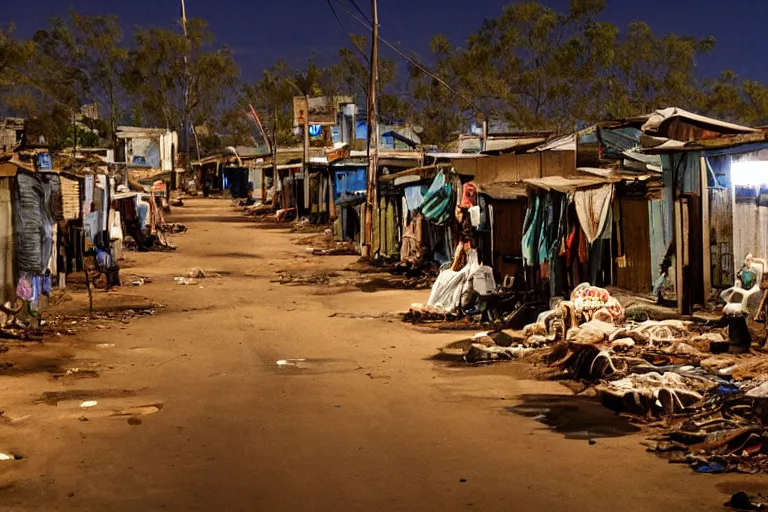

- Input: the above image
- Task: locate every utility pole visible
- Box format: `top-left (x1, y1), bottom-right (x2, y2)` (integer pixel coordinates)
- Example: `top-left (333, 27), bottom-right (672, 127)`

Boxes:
top-left (362, 0), bottom-right (379, 259)
top-left (179, 0), bottom-right (190, 191)
top-left (303, 95), bottom-right (310, 212)
top-left (272, 108), bottom-right (279, 209)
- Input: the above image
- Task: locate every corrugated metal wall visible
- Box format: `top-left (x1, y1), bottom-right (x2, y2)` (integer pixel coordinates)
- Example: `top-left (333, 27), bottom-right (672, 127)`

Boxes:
top-left (710, 188), bottom-right (734, 287)
top-left (649, 199), bottom-right (670, 285)
top-left (733, 201), bottom-right (768, 265)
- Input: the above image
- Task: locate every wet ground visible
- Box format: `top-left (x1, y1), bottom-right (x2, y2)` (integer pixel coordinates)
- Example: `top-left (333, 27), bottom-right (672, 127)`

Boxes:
top-left (0, 198), bottom-right (761, 511)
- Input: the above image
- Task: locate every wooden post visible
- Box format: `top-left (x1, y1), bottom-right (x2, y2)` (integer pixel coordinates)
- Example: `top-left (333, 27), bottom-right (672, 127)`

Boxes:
top-left (271, 108), bottom-right (279, 209)
top-left (362, 0), bottom-right (379, 259)
top-left (700, 155), bottom-right (712, 305)
top-left (328, 168), bottom-right (336, 219)
top-left (675, 200), bottom-right (684, 314)
top-left (303, 95), bottom-right (310, 213)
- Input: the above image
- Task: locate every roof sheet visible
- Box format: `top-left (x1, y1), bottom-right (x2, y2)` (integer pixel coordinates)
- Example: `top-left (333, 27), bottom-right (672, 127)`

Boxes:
top-left (476, 182), bottom-right (528, 200)
top-left (641, 108), bottom-right (757, 136)
top-left (524, 175), bottom-right (609, 193)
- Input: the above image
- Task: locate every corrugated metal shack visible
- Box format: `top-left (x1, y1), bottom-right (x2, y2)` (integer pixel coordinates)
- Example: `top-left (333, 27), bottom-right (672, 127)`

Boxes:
top-left (642, 109), bottom-right (767, 313)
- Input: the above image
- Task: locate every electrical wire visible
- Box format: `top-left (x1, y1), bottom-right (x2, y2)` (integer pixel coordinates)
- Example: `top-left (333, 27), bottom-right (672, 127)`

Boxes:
top-left (327, 0), bottom-right (370, 65)
top-left (345, 0), bottom-right (372, 25)
top-left (328, 0), bottom-right (485, 116)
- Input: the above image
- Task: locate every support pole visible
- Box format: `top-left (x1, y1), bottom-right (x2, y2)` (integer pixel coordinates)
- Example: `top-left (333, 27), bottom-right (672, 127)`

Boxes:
top-left (700, 155), bottom-right (712, 305)
top-left (303, 95), bottom-right (310, 213)
top-left (362, 0), bottom-right (379, 259)
top-left (179, 0), bottom-right (190, 191)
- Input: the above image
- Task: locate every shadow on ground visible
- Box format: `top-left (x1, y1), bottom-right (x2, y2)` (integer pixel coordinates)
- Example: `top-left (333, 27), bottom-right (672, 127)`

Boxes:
top-left (507, 394), bottom-right (641, 440)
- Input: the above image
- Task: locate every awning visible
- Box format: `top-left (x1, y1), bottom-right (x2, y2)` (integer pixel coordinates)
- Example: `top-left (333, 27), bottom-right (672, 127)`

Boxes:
top-left (524, 176), bottom-right (610, 193)
top-left (577, 167), bottom-right (658, 182)
top-left (476, 183), bottom-right (527, 200)
top-left (379, 165), bottom-right (442, 184)
top-left (642, 107), bottom-right (757, 136)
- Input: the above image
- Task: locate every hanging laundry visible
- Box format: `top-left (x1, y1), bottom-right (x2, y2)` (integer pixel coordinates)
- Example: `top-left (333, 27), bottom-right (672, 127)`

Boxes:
top-left (404, 185), bottom-right (426, 212)
top-left (468, 205), bottom-right (481, 227)
top-left (421, 171), bottom-right (454, 225)
top-left (460, 182), bottom-right (477, 209)
top-left (522, 194), bottom-right (541, 267)
top-left (574, 184), bottom-right (614, 244)
top-left (15, 274), bottom-right (33, 301)
top-left (83, 175), bottom-right (94, 216)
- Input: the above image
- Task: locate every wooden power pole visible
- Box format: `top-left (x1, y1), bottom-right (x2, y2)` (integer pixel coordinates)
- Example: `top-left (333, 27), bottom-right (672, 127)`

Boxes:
top-left (179, 0), bottom-right (190, 191)
top-left (303, 95), bottom-right (310, 212)
top-left (362, 0), bottom-right (379, 259)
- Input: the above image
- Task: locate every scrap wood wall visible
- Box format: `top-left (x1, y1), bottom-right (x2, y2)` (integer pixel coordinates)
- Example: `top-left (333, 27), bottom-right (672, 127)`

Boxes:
top-left (615, 197), bottom-right (653, 293)
top-left (490, 198), bottom-right (527, 279)
top-left (0, 178), bottom-right (14, 304)
top-left (454, 151), bottom-right (576, 185)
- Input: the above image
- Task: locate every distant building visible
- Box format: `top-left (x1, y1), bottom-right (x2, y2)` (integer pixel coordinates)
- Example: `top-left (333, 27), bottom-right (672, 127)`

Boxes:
top-left (0, 118), bottom-right (25, 152)
top-left (116, 127), bottom-right (178, 171)
top-left (80, 103), bottom-right (99, 121)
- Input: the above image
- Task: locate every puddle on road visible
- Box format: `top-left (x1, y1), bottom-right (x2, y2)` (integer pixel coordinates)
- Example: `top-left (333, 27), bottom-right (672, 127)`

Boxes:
top-left (506, 394), bottom-right (641, 440)
top-left (38, 389), bottom-right (138, 406)
top-left (271, 358), bottom-right (362, 376)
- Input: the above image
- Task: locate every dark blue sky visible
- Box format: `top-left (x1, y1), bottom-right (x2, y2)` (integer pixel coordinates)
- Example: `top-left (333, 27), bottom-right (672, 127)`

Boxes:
top-left (4, 0), bottom-right (766, 84)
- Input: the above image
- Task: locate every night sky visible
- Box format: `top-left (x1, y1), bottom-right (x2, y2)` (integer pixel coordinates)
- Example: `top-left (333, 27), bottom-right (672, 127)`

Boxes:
top-left (4, 0), bottom-right (767, 85)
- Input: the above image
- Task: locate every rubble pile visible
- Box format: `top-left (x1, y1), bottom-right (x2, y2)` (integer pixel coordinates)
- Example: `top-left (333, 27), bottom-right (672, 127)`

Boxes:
top-left (447, 282), bottom-right (768, 474)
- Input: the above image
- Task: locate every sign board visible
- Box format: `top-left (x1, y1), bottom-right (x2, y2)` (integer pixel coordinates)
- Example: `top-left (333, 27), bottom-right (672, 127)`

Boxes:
top-left (294, 96), bottom-right (354, 127)
top-left (293, 97), bottom-right (309, 128)
top-left (326, 144), bottom-right (350, 164)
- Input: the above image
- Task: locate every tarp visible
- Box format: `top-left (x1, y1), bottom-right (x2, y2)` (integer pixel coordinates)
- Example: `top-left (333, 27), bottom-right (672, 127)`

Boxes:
top-left (427, 249), bottom-right (479, 312)
top-left (574, 184), bottom-right (614, 244)
top-left (14, 172), bottom-right (45, 274)
top-left (420, 170), bottom-right (454, 225)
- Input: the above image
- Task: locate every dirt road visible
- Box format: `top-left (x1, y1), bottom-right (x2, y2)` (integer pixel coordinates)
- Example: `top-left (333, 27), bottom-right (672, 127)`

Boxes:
top-left (0, 199), bottom-right (759, 511)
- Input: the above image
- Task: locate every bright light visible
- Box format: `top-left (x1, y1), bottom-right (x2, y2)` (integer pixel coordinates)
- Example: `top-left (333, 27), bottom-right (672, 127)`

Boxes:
top-left (732, 160), bottom-right (768, 187)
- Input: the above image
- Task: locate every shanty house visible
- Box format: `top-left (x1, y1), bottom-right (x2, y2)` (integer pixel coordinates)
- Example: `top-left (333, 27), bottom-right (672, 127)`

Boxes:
top-left (641, 108), bottom-right (766, 313)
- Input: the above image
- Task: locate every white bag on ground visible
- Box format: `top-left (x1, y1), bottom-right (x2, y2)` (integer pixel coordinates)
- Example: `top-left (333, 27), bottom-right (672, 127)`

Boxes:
top-left (427, 249), bottom-right (479, 312)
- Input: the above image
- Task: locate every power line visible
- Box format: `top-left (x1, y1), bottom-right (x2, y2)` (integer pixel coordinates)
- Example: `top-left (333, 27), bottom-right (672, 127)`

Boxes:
top-left (326, 0), bottom-right (369, 65)
top-left (328, 0), bottom-right (485, 117)
top-left (345, 0), bottom-right (371, 25)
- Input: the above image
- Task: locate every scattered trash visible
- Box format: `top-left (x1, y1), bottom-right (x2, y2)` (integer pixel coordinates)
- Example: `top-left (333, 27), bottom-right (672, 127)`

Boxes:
top-left (0, 453), bottom-right (20, 461)
top-left (187, 268), bottom-right (221, 279)
top-left (131, 279), bottom-right (145, 286)
top-left (174, 277), bottom-right (199, 286)
top-left (726, 491), bottom-right (767, 510)
top-left (276, 359), bottom-right (306, 367)
top-left (80, 401), bottom-right (98, 408)
top-left (127, 416), bottom-right (142, 426)
top-left (459, 478), bottom-right (468, 483)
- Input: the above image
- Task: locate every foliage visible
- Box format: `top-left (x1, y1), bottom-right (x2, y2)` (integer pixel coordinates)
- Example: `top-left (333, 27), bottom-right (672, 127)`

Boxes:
top-left (2, 2), bottom-right (768, 153)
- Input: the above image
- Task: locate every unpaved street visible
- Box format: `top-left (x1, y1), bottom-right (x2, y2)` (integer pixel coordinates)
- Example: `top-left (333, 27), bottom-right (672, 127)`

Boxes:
top-left (0, 199), bottom-right (760, 511)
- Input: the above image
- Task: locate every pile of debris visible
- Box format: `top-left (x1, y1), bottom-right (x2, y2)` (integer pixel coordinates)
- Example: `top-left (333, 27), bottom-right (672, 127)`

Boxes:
top-left (297, 231), bottom-right (358, 256)
top-left (445, 283), bottom-right (768, 474)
